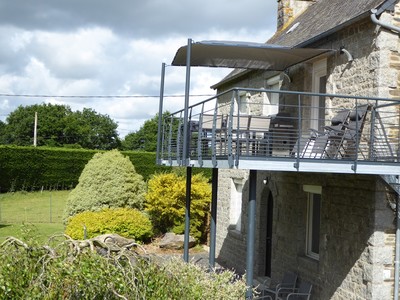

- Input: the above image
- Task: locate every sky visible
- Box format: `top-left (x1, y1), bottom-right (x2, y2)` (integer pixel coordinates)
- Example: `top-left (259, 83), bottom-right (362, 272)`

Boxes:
top-left (0, 0), bottom-right (278, 138)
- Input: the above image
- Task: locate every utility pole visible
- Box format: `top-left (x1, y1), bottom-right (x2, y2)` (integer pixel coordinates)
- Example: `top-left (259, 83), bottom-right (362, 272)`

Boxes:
top-left (33, 111), bottom-right (37, 147)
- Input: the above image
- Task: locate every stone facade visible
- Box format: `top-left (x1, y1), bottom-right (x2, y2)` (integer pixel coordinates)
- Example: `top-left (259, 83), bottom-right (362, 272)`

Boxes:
top-left (214, 5), bottom-right (400, 300)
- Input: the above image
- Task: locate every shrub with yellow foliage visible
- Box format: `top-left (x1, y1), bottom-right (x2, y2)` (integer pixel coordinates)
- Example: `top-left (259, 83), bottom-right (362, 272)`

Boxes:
top-left (145, 172), bottom-right (211, 241)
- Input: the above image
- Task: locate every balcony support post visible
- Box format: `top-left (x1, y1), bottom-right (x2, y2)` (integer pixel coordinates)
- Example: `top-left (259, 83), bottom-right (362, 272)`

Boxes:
top-left (246, 169), bottom-right (257, 299)
top-left (395, 195), bottom-right (400, 300)
top-left (183, 166), bottom-right (192, 262)
top-left (209, 168), bottom-right (218, 269)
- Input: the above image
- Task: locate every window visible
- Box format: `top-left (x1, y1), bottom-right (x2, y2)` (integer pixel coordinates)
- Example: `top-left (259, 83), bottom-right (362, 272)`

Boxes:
top-left (263, 76), bottom-right (281, 116)
top-left (234, 92), bottom-right (250, 115)
top-left (304, 185), bottom-right (321, 260)
top-left (311, 59), bottom-right (327, 131)
top-left (230, 178), bottom-right (244, 231)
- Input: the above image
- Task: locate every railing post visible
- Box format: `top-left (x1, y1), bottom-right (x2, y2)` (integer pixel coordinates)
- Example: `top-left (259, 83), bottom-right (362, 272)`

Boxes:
top-left (177, 112), bottom-right (183, 165)
top-left (227, 91), bottom-right (235, 168)
top-left (352, 100), bottom-right (359, 172)
top-left (294, 94), bottom-right (302, 170)
top-left (168, 115), bottom-right (173, 166)
top-left (182, 38), bottom-right (192, 166)
top-left (211, 101), bottom-right (218, 168)
top-left (156, 62), bottom-right (166, 165)
top-left (197, 103), bottom-right (205, 167)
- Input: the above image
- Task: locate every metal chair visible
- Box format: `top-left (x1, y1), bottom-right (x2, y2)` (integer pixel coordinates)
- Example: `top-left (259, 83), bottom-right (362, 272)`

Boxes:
top-left (286, 281), bottom-right (313, 300)
top-left (258, 271), bottom-right (298, 300)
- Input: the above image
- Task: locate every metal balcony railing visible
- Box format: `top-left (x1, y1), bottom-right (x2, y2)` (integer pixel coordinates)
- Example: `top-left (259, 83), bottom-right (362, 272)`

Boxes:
top-left (158, 88), bottom-right (400, 175)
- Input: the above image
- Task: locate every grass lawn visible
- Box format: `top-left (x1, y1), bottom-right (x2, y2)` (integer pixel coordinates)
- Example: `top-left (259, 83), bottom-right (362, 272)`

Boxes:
top-left (0, 190), bottom-right (69, 243)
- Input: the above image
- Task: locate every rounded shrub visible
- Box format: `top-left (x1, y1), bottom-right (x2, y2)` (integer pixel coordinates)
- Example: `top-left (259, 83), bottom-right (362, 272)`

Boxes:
top-left (145, 172), bottom-right (211, 241)
top-left (65, 207), bottom-right (153, 242)
top-left (64, 149), bottom-right (146, 220)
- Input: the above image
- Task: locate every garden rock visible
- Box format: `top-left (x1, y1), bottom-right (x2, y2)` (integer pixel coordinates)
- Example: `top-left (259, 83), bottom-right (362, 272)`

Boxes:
top-left (159, 232), bottom-right (195, 250)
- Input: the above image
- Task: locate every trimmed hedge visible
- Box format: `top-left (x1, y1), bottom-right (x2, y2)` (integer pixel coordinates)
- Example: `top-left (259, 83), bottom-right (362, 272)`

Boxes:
top-left (0, 146), bottom-right (171, 192)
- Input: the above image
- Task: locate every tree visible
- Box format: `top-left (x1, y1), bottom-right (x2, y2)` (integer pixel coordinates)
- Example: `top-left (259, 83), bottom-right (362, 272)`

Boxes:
top-left (0, 103), bottom-right (120, 149)
top-left (1, 103), bottom-right (72, 146)
top-left (121, 111), bottom-right (172, 151)
top-left (64, 150), bottom-right (146, 220)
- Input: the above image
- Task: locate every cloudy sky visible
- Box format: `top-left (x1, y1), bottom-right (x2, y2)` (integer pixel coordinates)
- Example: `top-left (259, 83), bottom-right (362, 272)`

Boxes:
top-left (0, 0), bottom-right (277, 137)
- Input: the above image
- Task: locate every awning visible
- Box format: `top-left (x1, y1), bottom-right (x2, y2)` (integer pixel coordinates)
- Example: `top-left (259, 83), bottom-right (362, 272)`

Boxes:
top-left (171, 40), bottom-right (334, 70)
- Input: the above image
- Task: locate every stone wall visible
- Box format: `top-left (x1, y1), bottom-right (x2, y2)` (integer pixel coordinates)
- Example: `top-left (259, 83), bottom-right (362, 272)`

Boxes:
top-left (215, 8), bottom-right (400, 300)
top-left (215, 171), bottom-right (395, 299)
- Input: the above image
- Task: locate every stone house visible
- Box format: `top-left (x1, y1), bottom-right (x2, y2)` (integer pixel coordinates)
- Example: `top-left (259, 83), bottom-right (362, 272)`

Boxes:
top-left (157, 0), bottom-right (400, 299)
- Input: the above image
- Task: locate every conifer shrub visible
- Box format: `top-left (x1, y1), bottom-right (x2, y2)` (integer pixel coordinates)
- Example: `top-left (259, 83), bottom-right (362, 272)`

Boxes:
top-left (145, 172), bottom-right (211, 241)
top-left (64, 150), bottom-right (146, 220)
top-left (65, 208), bottom-right (153, 242)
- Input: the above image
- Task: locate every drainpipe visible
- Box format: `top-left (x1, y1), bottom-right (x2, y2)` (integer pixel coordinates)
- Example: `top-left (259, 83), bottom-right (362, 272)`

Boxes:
top-left (370, 9), bottom-right (400, 298)
top-left (395, 195), bottom-right (400, 300)
top-left (370, 9), bottom-right (400, 33)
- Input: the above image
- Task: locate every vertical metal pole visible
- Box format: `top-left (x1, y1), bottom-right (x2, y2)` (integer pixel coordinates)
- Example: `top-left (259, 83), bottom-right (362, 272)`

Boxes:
top-left (156, 62), bottom-right (166, 165)
top-left (183, 166), bottom-right (192, 262)
top-left (209, 168), bottom-right (218, 269)
top-left (33, 111), bottom-right (38, 147)
top-left (182, 38), bottom-right (192, 166)
top-left (246, 169), bottom-right (257, 299)
top-left (394, 195), bottom-right (400, 300)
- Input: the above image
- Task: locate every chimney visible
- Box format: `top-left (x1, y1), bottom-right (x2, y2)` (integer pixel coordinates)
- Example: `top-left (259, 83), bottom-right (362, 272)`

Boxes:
top-left (277, 0), bottom-right (316, 30)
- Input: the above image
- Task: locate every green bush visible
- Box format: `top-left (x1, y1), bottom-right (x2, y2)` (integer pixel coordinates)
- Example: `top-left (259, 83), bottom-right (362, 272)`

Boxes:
top-left (65, 208), bottom-right (153, 242)
top-left (0, 146), bottom-right (171, 192)
top-left (64, 150), bottom-right (146, 219)
top-left (145, 172), bottom-right (211, 241)
top-left (0, 237), bottom-right (249, 299)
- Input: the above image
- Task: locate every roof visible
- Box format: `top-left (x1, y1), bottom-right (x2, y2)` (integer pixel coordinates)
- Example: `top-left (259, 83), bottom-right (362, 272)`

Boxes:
top-left (269, 0), bottom-right (388, 47)
top-left (171, 40), bottom-right (333, 70)
top-left (213, 0), bottom-right (389, 88)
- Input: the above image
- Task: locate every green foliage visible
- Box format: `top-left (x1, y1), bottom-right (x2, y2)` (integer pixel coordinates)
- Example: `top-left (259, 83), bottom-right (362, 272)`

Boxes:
top-left (121, 111), bottom-right (172, 151)
top-left (65, 208), bottom-right (153, 242)
top-left (145, 172), bottom-right (211, 241)
top-left (0, 237), bottom-right (249, 299)
top-left (64, 150), bottom-right (146, 219)
top-left (0, 146), bottom-right (95, 192)
top-left (122, 150), bottom-right (172, 181)
top-left (0, 146), bottom-right (170, 192)
top-left (1, 103), bottom-right (120, 150)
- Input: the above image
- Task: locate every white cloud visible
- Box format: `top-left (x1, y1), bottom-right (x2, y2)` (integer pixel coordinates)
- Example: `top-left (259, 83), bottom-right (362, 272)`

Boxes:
top-left (0, 0), bottom-right (278, 137)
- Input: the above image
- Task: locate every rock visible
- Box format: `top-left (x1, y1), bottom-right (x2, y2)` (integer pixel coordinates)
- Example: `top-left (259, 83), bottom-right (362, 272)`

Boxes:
top-left (159, 232), bottom-right (196, 250)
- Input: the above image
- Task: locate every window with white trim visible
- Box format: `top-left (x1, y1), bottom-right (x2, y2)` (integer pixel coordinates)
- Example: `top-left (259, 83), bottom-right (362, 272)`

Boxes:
top-left (263, 75), bottom-right (281, 116)
top-left (304, 185), bottom-right (321, 260)
top-left (311, 59), bottom-right (327, 131)
top-left (234, 91), bottom-right (250, 115)
top-left (230, 178), bottom-right (243, 231)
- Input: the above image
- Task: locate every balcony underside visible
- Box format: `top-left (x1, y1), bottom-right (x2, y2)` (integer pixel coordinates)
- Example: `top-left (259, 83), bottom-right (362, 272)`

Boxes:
top-left (162, 156), bottom-right (400, 175)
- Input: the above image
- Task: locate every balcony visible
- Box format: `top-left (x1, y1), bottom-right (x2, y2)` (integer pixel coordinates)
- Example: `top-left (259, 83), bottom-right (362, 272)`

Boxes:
top-left (158, 88), bottom-right (400, 176)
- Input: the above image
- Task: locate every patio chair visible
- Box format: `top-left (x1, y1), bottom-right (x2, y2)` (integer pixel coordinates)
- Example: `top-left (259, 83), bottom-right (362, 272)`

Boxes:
top-left (309, 108), bottom-right (350, 138)
top-left (335, 104), bottom-right (371, 159)
top-left (286, 281), bottom-right (313, 300)
top-left (258, 271), bottom-right (298, 300)
top-left (292, 108), bottom-right (350, 158)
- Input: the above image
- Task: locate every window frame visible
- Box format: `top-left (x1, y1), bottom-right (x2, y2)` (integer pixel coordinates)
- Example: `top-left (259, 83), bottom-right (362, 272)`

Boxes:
top-left (304, 185), bottom-right (322, 260)
top-left (230, 178), bottom-right (244, 232)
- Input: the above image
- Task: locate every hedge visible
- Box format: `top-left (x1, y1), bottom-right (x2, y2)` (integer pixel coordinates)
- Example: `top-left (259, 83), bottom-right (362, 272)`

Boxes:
top-left (0, 146), bottom-right (171, 192)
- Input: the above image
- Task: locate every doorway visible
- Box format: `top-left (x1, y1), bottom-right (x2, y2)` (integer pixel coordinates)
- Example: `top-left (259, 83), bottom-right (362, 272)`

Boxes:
top-left (265, 191), bottom-right (273, 277)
